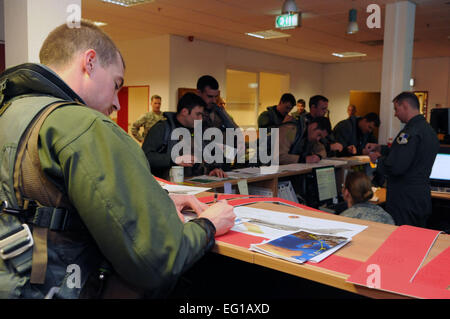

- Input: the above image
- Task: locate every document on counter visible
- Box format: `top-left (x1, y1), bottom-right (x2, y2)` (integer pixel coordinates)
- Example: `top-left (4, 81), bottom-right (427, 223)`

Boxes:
top-left (186, 175), bottom-right (237, 184)
top-left (346, 225), bottom-right (448, 299)
top-left (231, 167), bottom-right (272, 176)
top-left (226, 171), bottom-right (260, 179)
top-left (313, 159), bottom-right (348, 167)
top-left (250, 230), bottom-right (350, 264)
top-left (157, 180), bottom-right (211, 195)
top-left (231, 206), bottom-right (367, 263)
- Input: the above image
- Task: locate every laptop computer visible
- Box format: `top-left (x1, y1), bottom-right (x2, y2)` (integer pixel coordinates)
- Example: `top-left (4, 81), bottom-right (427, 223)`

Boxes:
top-left (430, 153), bottom-right (450, 193)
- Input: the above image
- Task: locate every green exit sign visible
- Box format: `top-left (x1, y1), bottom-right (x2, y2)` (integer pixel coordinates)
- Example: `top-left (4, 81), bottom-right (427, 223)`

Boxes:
top-left (275, 13), bottom-right (298, 29)
top-left (275, 13), bottom-right (299, 29)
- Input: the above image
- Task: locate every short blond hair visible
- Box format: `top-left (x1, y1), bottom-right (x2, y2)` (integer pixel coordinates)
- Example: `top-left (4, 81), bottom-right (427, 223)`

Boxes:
top-left (39, 20), bottom-right (124, 69)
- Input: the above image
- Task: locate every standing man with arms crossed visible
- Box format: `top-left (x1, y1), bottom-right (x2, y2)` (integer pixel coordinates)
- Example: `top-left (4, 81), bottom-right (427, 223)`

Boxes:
top-left (366, 92), bottom-right (439, 227)
top-left (131, 94), bottom-right (165, 143)
top-left (0, 22), bottom-right (235, 299)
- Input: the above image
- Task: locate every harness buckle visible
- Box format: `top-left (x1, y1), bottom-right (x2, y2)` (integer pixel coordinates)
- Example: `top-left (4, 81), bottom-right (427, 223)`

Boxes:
top-left (0, 224), bottom-right (34, 260)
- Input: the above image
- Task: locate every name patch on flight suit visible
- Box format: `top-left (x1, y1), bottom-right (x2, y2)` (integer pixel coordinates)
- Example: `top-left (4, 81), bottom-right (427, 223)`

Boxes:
top-left (396, 132), bottom-right (409, 144)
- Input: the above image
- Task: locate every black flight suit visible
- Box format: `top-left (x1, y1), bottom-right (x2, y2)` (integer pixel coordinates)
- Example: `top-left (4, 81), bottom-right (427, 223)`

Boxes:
top-left (303, 113), bottom-right (336, 156)
top-left (333, 116), bottom-right (378, 156)
top-left (376, 115), bottom-right (440, 227)
top-left (142, 112), bottom-right (212, 179)
top-left (258, 106), bottom-right (285, 129)
top-left (203, 104), bottom-right (241, 170)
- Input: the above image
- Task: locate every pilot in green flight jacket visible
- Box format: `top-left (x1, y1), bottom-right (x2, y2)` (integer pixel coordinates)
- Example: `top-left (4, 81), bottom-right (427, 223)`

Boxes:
top-left (0, 21), bottom-right (235, 299)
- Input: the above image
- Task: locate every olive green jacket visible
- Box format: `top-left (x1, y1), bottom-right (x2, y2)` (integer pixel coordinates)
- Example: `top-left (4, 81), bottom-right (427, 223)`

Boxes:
top-left (38, 105), bottom-right (213, 296)
top-left (0, 63), bottom-right (214, 298)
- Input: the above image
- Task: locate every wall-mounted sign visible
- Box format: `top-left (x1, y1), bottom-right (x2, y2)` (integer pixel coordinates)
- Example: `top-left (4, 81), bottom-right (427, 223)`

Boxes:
top-left (275, 13), bottom-right (299, 29)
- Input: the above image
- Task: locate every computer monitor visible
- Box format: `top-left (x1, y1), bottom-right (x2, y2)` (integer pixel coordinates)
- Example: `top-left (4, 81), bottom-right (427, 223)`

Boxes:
top-left (430, 108), bottom-right (450, 142)
top-left (313, 166), bottom-right (338, 206)
top-left (430, 153), bottom-right (450, 187)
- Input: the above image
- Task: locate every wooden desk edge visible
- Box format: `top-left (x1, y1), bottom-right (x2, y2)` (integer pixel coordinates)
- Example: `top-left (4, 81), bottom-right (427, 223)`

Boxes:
top-left (210, 202), bottom-right (449, 299)
top-left (213, 241), bottom-right (409, 299)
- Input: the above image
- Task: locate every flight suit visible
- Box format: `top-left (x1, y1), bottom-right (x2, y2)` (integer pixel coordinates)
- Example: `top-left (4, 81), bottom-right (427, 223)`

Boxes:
top-left (0, 63), bottom-right (216, 298)
top-left (258, 106), bottom-right (285, 129)
top-left (377, 115), bottom-right (440, 227)
top-left (333, 116), bottom-right (377, 156)
top-left (303, 113), bottom-right (336, 156)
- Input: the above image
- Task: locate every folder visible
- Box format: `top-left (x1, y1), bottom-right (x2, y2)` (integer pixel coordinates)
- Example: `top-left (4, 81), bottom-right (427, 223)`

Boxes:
top-left (347, 225), bottom-right (449, 298)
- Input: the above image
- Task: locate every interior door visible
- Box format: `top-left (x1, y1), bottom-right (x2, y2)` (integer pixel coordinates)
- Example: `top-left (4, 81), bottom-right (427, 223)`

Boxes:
top-left (115, 86), bottom-right (149, 135)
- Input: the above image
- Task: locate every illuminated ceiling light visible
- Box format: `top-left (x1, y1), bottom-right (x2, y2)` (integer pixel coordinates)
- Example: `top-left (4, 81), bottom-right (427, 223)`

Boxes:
top-left (246, 32), bottom-right (265, 39)
top-left (332, 52), bottom-right (367, 58)
top-left (347, 8), bottom-right (359, 34)
top-left (93, 21), bottom-right (107, 27)
top-left (85, 19), bottom-right (107, 27)
top-left (245, 30), bottom-right (291, 40)
top-left (101, 0), bottom-right (154, 7)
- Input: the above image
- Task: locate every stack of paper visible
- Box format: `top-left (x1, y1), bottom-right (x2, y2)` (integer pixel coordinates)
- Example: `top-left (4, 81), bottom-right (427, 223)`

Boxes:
top-left (277, 181), bottom-right (299, 203)
top-left (230, 206), bottom-right (367, 263)
top-left (186, 175), bottom-right (237, 183)
top-left (157, 180), bottom-right (211, 195)
top-left (232, 167), bottom-right (274, 176)
top-left (310, 159), bottom-right (348, 167)
top-left (229, 160), bottom-right (348, 177)
top-left (250, 230), bottom-right (350, 264)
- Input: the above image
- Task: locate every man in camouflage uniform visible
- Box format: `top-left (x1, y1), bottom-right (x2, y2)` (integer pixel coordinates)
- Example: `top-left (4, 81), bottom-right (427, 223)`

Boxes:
top-left (131, 95), bottom-right (165, 142)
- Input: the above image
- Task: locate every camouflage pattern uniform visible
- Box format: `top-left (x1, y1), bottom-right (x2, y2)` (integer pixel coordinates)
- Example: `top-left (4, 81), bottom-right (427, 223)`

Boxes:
top-left (131, 111), bottom-right (165, 142)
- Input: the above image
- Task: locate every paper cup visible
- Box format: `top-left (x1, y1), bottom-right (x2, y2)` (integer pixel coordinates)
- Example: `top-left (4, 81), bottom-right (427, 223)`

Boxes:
top-left (169, 166), bottom-right (184, 183)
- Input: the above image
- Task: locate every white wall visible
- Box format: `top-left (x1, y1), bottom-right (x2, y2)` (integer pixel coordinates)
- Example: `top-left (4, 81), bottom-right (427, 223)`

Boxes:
top-left (169, 35), bottom-right (226, 110)
top-left (119, 33), bottom-right (450, 125)
top-left (116, 35), bottom-right (171, 112)
top-left (323, 57), bottom-right (450, 127)
top-left (323, 61), bottom-right (382, 127)
top-left (412, 57), bottom-right (450, 110)
top-left (5, 0), bottom-right (80, 67)
top-left (226, 45), bottom-right (323, 107)
top-left (4, 0), bottom-right (28, 66)
top-left (168, 35), bottom-right (323, 112)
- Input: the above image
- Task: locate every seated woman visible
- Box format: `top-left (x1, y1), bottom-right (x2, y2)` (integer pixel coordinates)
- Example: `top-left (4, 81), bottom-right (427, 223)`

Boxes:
top-left (340, 171), bottom-right (395, 225)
